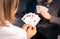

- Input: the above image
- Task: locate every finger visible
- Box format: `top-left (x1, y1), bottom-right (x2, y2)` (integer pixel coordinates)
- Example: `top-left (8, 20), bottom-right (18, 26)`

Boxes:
top-left (32, 26), bottom-right (36, 31)
top-left (23, 24), bottom-right (30, 28)
top-left (26, 26), bottom-right (32, 31)
top-left (32, 26), bottom-right (37, 33)
top-left (22, 24), bottom-right (31, 31)
top-left (22, 24), bottom-right (27, 28)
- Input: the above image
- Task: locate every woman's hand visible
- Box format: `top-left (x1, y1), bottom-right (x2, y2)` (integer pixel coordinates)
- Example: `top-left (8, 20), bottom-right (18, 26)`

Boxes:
top-left (22, 24), bottom-right (37, 39)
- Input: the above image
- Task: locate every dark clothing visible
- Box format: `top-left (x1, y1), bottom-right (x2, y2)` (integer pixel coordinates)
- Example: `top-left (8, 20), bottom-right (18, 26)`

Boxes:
top-left (31, 31), bottom-right (46, 39)
top-left (26, 0), bottom-right (37, 13)
top-left (25, 0), bottom-right (60, 39)
top-left (50, 16), bottom-right (60, 26)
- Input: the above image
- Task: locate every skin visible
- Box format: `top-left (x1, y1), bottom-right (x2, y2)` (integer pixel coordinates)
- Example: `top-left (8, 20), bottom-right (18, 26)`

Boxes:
top-left (22, 24), bottom-right (37, 39)
top-left (37, 0), bottom-right (53, 20)
top-left (38, 10), bottom-right (51, 20)
top-left (47, 0), bottom-right (53, 4)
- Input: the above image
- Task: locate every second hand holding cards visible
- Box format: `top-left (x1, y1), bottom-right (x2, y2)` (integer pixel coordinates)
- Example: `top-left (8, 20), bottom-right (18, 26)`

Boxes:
top-left (21, 12), bottom-right (41, 27)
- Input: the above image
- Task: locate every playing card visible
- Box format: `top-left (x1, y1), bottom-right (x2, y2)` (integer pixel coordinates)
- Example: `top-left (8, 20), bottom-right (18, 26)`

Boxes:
top-left (21, 14), bottom-right (31, 24)
top-left (31, 13), bottom-right (40, 26)
top-left (21, 12), bottom-right (41, 27)
top-left (36, 5), bottom-right (49, 13)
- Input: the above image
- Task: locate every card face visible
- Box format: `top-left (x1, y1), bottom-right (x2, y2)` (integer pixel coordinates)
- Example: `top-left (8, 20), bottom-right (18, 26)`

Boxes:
top-left (21, 12), bottom-right (41, 27)
top-left (21, 14), bottom-right (31, 24)
top-left (36, 5), bottom-right (49, 13)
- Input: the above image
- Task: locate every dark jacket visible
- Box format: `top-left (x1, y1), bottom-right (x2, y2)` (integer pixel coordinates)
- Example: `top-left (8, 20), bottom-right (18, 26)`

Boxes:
top-left (50, 16), bottom-right (60, 26)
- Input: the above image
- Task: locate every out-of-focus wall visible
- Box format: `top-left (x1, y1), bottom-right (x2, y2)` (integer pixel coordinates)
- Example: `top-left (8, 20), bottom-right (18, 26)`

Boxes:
top-left (17, 0), bottom-right (28, 13)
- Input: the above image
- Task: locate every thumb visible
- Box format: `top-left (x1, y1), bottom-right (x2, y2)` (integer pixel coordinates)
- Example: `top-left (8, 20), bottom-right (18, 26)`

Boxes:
top-left (22, 24), bottom-right (30, 31)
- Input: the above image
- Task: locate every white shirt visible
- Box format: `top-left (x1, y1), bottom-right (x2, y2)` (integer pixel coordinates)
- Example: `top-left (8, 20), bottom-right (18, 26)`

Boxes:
top-left (0, 21), bottom-right (27, 39)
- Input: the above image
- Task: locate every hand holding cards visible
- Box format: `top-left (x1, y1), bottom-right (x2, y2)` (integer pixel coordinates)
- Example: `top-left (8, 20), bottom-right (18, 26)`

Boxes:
top-left (21, 12), bottom-right (41, 27)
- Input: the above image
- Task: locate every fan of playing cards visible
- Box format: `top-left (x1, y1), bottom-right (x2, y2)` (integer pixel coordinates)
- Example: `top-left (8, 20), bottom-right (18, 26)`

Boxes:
top-left (36, 5), bottom-right (49, 13)
top-left (21, 12), bottom-right (41, 27)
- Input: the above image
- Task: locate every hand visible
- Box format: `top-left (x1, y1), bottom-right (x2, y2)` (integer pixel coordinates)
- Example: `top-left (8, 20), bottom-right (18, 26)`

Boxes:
top-left (22, 24), bottom-right (30, 31)
top-left (37, 10), bottom-right (51, 20)
top-left (27, 25), bottom-right (37, 39)
top-left (22, 24), bottom-right (37, 39)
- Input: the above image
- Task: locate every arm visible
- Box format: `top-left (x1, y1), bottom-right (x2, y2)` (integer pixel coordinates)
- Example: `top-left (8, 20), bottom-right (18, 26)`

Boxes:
top-left (37, 10), bottom-right (60, 26)
top-left (50, 16), bottom-right (60, 25)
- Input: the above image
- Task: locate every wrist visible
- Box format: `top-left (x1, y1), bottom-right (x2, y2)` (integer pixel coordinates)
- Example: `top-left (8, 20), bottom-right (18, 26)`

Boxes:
top-left (27, 36), bottom-right (31, 39)
top-left (48, 15), bottom-right (51, 20)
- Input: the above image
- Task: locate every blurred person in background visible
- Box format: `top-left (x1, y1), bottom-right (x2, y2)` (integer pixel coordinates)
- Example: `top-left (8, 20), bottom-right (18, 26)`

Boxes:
top-left (26, 0), bottom-right (60, 39)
